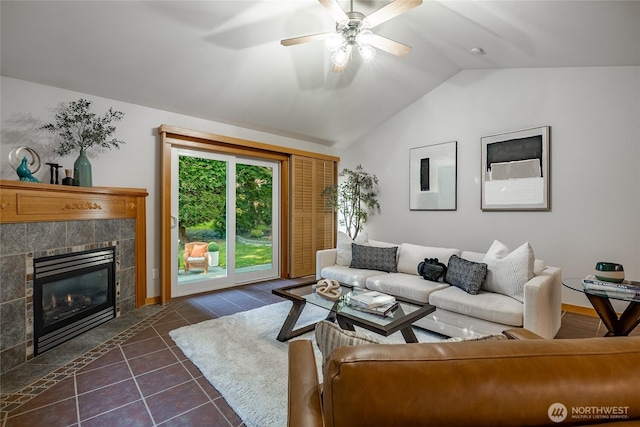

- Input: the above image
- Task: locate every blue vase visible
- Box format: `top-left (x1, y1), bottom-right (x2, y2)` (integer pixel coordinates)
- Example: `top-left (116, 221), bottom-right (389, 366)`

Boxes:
top-left (73, 149), bottom-right (92, 187)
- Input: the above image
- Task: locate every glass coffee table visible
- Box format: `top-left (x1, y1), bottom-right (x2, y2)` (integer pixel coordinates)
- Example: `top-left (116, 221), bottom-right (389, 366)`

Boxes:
top-left (563, 278), bottom-right (640, 336)
top-left (272, 282), bottom-right (435, 343)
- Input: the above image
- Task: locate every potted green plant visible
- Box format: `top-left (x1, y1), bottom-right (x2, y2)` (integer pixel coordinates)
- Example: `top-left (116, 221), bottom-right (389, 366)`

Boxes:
top-left (322, 164), bottom-right (380, 240)
top-left (40, 98), bottom-right (125, 187)
top-left (207, 241), bottom-right (220, 267)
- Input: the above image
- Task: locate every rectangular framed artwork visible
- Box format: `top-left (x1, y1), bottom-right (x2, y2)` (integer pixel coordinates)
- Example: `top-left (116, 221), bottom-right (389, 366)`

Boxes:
top-left (409, 141), bottom-right (457, 211)
top-left (481, 126), bottom-right (550, 211)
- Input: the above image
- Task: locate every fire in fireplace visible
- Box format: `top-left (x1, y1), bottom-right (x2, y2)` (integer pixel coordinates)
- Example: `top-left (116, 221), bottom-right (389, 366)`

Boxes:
top-left (33, 247), bottom-right (116, 355)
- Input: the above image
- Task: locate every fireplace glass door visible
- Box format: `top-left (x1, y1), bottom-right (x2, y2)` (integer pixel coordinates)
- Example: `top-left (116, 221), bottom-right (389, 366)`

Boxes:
top-left (33, 247), bottom-right (116, 355)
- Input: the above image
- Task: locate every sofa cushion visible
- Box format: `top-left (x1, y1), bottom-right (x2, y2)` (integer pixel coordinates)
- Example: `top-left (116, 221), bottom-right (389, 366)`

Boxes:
top-left (368, 239), bottom-right (398, 248)
top-left (429, 286), bottom-right (524, 326)
top-left (396, 243), bottom-right (461, 275)
top-left (460, 251), bottom-right (486, 263)
top-left (445, 255), bottom-right (487, 295)
top-left (321, 265), bottom-right (385, 288)
top-left (482, 241), bottom-right (535, 303)
top-left (351, 244), bottom-right (398, 273)
top-left (314, 320), bottom-right (379, 367)
top-left (366, 273), bottom-right (449, 304)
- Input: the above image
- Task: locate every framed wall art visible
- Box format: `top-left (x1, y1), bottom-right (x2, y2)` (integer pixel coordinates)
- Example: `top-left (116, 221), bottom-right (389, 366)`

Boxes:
top-left (481, 126), bottom-right (550, 211)
top-left (409, 141), bottom-right (457, 211)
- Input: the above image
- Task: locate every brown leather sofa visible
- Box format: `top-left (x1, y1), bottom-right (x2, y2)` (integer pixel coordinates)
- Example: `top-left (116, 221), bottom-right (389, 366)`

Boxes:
top-left (288, 330), bottom-right (640, 426)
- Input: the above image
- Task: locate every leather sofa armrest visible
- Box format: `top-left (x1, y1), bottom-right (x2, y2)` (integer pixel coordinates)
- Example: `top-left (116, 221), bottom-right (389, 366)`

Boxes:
top-left (288, 340), bottom-right (323, 427)
top-left (502, 328), bottom-right (545, 340)
top-left (316, 248), bottom-right (337, 280)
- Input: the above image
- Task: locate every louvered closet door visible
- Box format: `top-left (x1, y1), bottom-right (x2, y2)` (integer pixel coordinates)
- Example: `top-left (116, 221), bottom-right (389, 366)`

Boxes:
top-left (290, 156), bottom-right (336, 278)
top-left (315, 160), bottom-right (335, 255)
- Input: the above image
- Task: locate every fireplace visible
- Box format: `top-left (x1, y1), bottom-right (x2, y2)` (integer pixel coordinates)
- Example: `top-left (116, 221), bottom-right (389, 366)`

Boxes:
top-left (33, 247), bottom-right (116, 355)
top-left (0, 180), bottom-right (147, 374)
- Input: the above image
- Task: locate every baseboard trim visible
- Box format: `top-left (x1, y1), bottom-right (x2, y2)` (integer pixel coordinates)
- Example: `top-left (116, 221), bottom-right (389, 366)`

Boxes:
top-left (145, 296), bottom-right (161, 305)
top-left (562, 303), bottom-right (599, 318)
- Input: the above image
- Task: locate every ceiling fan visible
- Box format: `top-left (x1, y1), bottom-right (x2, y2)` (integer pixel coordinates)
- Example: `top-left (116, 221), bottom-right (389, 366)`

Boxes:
top-left (281, 0), bottom-right (422, 72)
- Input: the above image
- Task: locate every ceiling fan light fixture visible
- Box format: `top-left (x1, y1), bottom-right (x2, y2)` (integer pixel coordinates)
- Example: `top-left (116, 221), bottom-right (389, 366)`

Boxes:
top-left (282, 0), bottom-right (423, 72)
top-left (356, 29), bottom-right (374, 46)
top-left (326, 32), bottom-right (345, 51)
top-left (358, 44), bottom-right (376, 63)
top-left (331, 44), bottom-right (351, 67)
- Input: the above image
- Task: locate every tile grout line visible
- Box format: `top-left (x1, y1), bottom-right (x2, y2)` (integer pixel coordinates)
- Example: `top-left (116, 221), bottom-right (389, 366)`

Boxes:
top-left (161, 311), bottom-right (236, 427)
top-left (73, 369), bottom-right (81, 426)
top-left (119, 344), bottom-right (157, 426)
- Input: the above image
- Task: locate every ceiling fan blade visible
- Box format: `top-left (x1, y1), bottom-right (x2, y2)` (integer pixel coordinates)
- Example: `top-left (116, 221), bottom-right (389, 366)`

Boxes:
top-left (369, 34), bottom-right (412, 57)
top-left (318, 0), bottom-right (349, 24)
top-left (363, 0), bottom-right (423, 29)
top-left (281, 32), bottom-right (331, 46)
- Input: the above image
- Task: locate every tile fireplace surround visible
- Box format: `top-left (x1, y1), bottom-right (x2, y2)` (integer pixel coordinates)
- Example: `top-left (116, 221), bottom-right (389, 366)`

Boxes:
top-left (0, 180), bottom-right (148, 374)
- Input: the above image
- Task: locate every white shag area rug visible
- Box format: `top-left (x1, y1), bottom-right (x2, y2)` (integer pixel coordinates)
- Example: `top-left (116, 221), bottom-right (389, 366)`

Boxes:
top-left (169, 301), bottom-right (444, 427)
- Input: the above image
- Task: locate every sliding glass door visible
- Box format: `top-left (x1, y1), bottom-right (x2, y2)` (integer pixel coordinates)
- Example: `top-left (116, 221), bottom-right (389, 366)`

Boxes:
top-left (170, 148), bottom-right (279, 297)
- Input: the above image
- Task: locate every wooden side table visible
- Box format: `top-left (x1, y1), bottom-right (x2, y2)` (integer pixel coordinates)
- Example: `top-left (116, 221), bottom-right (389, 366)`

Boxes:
top-left (563, 278), bottom-right (640, 336)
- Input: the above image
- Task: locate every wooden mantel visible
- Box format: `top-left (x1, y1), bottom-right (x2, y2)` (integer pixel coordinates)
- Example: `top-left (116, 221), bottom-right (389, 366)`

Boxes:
top-left (0, 180), bottom-right (147, 223)
top-left (0, 180), bottom-right (149, 307)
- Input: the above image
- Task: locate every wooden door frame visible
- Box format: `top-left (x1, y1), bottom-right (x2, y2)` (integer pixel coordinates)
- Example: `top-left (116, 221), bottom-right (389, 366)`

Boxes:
top-left (158, 125), bottom-right (339, 304)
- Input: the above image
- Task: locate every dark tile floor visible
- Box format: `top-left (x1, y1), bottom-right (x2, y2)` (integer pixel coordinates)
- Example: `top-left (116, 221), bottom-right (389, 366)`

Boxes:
top-left (1, 277), bottom-right (635, 426)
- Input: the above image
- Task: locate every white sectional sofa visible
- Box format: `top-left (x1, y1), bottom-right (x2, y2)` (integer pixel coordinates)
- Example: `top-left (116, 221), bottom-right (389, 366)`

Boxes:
top-left (316, 236), bottom-right (562, 339)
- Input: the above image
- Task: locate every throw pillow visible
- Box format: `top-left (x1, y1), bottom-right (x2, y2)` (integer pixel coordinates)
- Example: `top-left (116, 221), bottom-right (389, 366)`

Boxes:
top-left (314, 320), bottom-right (379, 367)
top-left (190, 244), bottom-right (208, 258)
top-left (482, 240), bottom-right (535, 303)
top-left (445, 255), bottom-right (487, 295)
top-left (336, 232), bottom-right (354, 266)
top-left (350, 244), bottom-right (398, 273)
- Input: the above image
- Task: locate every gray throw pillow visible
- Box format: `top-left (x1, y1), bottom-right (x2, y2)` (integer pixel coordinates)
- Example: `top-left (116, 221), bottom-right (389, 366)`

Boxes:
top-left (350, 244), bottom-right (398, 273)
top-left (445, 255), bottom-right (487, 295)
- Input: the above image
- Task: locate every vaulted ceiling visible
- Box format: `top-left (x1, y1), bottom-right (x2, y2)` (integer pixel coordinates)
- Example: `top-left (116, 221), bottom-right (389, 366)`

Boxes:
top-left (2, 1), bottom-right (639, 148)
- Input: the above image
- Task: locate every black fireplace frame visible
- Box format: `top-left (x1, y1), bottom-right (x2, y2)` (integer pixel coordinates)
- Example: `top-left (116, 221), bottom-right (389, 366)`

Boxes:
top-left (33, 247), bottom-right (116, 355)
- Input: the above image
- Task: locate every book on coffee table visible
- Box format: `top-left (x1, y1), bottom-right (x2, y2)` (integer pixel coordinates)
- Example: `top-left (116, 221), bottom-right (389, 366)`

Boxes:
top-left (349, 291), bottom-right (396, 309)
top-left (349, 300), bottom-right (399, 317)
top-left (582, 275), bottom-right (640, 298)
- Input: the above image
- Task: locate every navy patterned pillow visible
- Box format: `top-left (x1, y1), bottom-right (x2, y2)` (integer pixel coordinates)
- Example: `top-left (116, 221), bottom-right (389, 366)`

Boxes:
top-left (445, 255), bottom-right (487, 294)
top-left (350, 244), bottom-right (398, 273)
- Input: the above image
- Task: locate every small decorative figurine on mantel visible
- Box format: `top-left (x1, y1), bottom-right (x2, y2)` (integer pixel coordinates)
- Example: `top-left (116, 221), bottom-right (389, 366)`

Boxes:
top-left (16, 157), bottom-right (41, 182)
top-left (61, 169), bottom-right (75, 186)
top-left (9, 146), bottom-right (41, 182)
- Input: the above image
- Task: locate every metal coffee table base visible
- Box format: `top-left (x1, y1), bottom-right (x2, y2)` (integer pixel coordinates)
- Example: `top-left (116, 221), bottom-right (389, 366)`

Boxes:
top-left (336, 316), bottom-right (419, 343)
top-left (276, 299), bottom-right (336, 342)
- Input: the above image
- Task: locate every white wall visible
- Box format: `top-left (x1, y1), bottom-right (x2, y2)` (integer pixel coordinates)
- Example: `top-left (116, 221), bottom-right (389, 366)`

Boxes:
top-left (0, 77), bottom-right (337, 299)
top-left (338, 66), bottom-right (640, 309)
